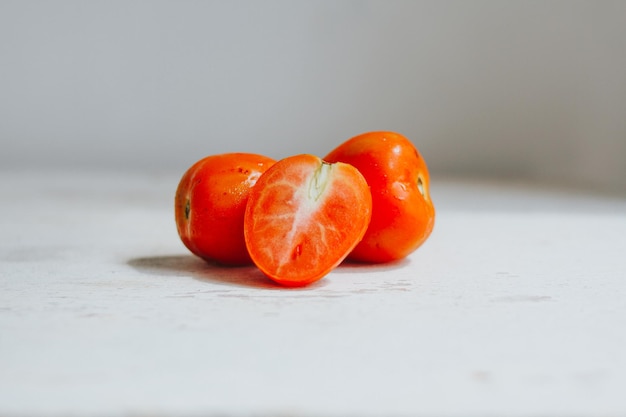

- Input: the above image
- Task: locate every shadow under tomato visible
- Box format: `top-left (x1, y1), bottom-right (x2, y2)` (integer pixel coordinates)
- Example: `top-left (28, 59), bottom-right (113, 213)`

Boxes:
top-left (333, 257), bottom-right (411, 274)
top-left (127, 254), bottom-right (398, 289)
top-left (127, 254), bottom-right (285, 289)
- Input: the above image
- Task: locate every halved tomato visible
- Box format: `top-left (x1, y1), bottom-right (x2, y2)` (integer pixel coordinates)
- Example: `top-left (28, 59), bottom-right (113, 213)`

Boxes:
top-left (244, 154), bottom-right (372, 286)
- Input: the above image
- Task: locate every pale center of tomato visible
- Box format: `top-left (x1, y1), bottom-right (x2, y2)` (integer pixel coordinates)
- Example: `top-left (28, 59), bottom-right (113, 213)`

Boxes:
top-left (308, 161), bottom-right (333, 202)
top-left (277, 161), bottom-right (334, 271)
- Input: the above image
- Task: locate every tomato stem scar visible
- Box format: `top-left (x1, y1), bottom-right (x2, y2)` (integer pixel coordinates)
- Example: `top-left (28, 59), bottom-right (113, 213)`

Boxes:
top-left (185, 199), bottom-right (191, 220)
top-left (417, 177), bottom-right (425, 197)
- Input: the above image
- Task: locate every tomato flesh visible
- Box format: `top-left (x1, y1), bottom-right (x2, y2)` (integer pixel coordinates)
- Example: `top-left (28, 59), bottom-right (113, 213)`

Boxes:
top-left (244, 154), bottom-right (372, 286)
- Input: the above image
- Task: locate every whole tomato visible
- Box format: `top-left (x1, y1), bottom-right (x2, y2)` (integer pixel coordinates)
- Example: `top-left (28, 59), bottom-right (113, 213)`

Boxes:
top-left (324, 131), bottom-right (435, 263)
top-left (175, 153), bottom-right (275, 265)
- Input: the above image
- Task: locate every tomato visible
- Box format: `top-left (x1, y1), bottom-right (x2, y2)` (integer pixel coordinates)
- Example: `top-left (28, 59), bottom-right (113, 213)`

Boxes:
top-left (175, 153), bottom-right (276, 265)
top-left (324, 131), bottom-right (435, 263)
top-left (244, 154), bottom-right (372, 286)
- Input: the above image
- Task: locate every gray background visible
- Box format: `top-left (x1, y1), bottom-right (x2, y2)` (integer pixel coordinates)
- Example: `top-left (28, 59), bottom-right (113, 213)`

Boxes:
top-left (2, 0), bottom-right (625, 193)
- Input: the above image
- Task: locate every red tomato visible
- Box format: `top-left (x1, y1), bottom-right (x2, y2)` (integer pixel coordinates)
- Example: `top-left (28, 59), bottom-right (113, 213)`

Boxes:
top-left (244, 154), bottom-right (372, 286)
top-left (324, 131), bottom-right (435, 263)
top-left (175, 153), bottom-right (276, 265)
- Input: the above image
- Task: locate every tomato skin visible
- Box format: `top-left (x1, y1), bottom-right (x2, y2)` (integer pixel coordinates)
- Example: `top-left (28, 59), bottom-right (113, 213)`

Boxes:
top-left (324, 131), bottom-right (435, 263)
top-left (244, 154), bottom-right (372, 286)
top-left (175, 153), bottom-right (275, 265)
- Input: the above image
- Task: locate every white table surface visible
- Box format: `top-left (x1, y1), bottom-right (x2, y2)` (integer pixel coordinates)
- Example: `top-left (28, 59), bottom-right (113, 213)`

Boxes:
top-left (1, 170), bottom-right (626, 417)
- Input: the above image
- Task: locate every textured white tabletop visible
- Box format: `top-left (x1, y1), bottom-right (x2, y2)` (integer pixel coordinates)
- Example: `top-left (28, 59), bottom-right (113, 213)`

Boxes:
top-left (1, 171), bottom-right (626, 417)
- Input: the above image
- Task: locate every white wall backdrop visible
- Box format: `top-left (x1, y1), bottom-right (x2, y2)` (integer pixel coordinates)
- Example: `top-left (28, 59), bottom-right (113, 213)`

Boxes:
top-left (1, 0), bottom-right (625, 192)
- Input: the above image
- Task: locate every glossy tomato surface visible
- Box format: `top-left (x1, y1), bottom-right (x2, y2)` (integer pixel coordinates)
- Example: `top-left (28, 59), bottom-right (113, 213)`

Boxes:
top-left (324, 131), bottom-right (435, 263)
top-left (244, 154), bottom-right (372, 286)
top-left (175, 153), bottom-right (275, 265)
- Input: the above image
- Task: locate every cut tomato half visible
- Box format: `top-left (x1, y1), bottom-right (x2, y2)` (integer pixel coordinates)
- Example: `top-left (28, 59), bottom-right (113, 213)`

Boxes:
top-left (244, 154), bottom-right (372, 287)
